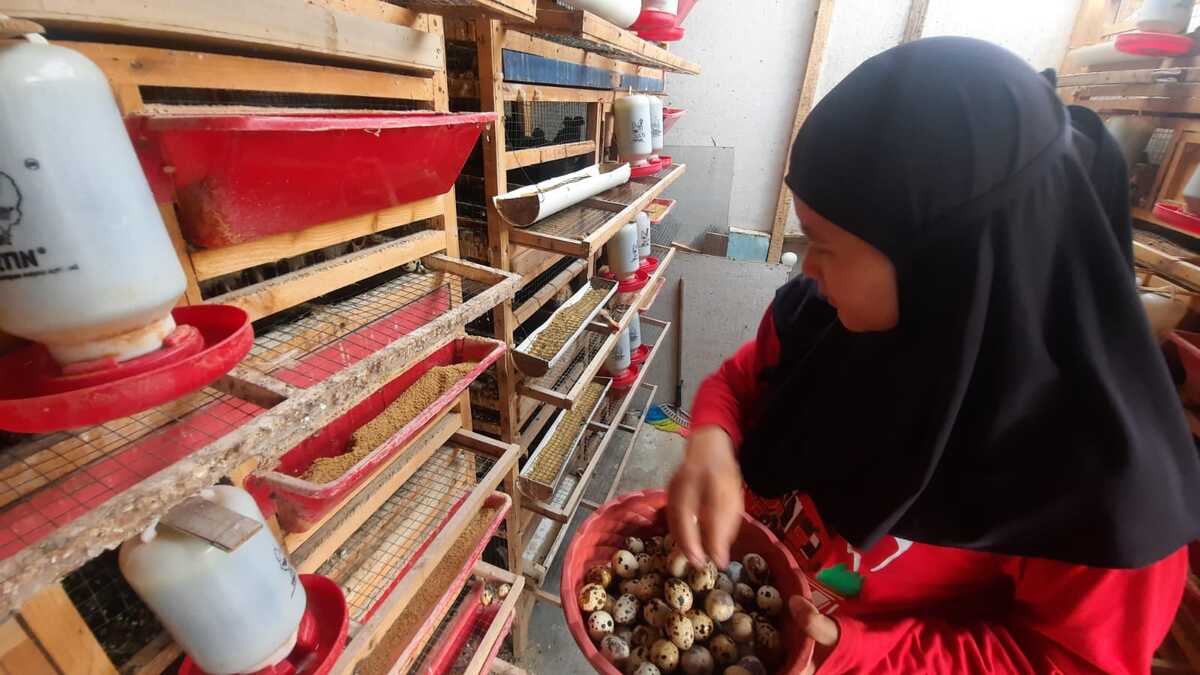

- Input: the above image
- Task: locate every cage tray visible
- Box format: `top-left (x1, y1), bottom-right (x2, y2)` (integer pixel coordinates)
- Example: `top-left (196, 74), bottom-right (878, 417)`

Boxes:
top-left (513, 278), bottom-right (618, 377)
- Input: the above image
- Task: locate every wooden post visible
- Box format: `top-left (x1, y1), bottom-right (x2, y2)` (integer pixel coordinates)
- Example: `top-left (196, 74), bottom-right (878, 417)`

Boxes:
top-left (18, 584), bottom-right (119, 675)
top-left (902, 0), bottom-right (929, 44)
top-left (767, 0), bottom-right (834, 264)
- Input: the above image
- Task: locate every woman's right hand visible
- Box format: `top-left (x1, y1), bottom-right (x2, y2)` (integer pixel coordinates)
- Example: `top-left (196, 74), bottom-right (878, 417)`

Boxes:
top-left (667, 424), bottom-right (744, 569)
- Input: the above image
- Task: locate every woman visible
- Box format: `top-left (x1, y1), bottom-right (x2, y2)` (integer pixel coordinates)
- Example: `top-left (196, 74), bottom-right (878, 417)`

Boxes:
top-left (668, 38), bottom-right (1200, 674)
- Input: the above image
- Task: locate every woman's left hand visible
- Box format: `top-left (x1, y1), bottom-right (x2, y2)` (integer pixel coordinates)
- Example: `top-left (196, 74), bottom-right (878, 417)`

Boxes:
top-left (791, 596), bottom-right (839, 674)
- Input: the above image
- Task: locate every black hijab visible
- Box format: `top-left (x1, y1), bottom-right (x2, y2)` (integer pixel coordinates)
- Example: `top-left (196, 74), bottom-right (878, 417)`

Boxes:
top-left (738, 38), bottom-right (1200, 569)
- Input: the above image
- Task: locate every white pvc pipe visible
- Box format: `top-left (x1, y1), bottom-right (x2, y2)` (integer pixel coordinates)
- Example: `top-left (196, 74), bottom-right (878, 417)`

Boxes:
top-left (493, 163), bottom-right (632, 227)
top-left (563, 0), bottom-right (642, 27)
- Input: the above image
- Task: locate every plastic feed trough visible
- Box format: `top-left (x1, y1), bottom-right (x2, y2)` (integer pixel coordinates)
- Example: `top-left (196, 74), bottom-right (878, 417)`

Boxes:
top-left (245, 337), bottom-right (505, 533)
top-left (130, 112), bottom-right (496, 248)
top-left (562, 489), bottom-right (815, 674)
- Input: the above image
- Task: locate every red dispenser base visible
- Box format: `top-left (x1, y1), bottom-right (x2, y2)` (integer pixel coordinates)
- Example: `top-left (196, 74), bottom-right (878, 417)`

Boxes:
top-left (1153, 201), bottom-right (1200, 236)
top-left (179, 574), bottom-right (349, 675)
top-left (1115, 31), bottom-right (1193, 58)
top-left (0, 305), bottom-right (252, 433)
top-left (630, 344), bottom-right (650, 367)
top-left (629, 157), bottom-right (664, 178)
top-left (600, 269), bottom-right (650, 293)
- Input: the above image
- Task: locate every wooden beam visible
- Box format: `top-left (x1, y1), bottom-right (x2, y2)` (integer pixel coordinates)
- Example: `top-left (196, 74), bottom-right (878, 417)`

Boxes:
top-left (403, 0), bottom-right (538, 23)
top-left (18, 584), bottom-right (118, 675)
top-left (501, 82), bottom-right (615, 103)
top-left (506, 141), bottom-right (597, 167)
top-left (191, 195), bottom-right (446, 281)
top-left (4, 0), bottom-right (446, 74)
top-left (529, 6), bottom-right (701, 74)
top-left (768, 0), bottom-right (835, 263)
top-left (902, 0), bottom-right (929, 44)
top-left (514, 258), bottom-right (586, 323)
top-left (0, 618), bottom-right (56, 675)
top-left (65, 41), bottom-right (435, 105)
top-left (206, 229), bottom-right (447, 320)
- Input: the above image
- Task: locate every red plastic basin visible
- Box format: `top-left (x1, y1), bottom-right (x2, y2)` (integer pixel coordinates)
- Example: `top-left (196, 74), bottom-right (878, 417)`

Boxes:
top-left (130, 112), bottom-right (496, 248)
top-left (562, 489), bottom-right (815, 675)
top-left (245, 337), bottom-right (506, 533)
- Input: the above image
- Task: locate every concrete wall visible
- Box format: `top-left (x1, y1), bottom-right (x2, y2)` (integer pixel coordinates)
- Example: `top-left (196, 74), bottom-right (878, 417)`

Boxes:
top-left (662, 1), bottom-right (820, 234)
top-left (922, 0), bottom-right (1082, 72)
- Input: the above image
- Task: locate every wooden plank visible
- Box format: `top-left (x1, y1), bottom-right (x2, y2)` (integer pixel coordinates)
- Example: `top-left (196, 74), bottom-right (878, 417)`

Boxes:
top-left (502, 30), bottom-right (632, 81)
top-left (1059, 67), bottom-right (1200, 87)
top-left (401, 0), bottom-right (538, 23)
top-left (65, 41), bottom-right (435, 105)
top-left (508, 228), bottom-right (591, 257)
top-left (902, 0), bottom-right (929, 43)
top-left (501, 82), bottom-right (615, 103)
top-left (449, 429), bottom-right (516, 458)
top-left (19, 585), bottom-right (118, 675)
top-left (426, 253), bottom-right (512, 284)
top-left (1135, 239), bottom-right (1200, 290)
top-left (160, 496), bottom-right (262, 552)
top-left (518, 383), bottom-right (574, 408)
top-left (4, 0), bottom-right (446, 74)
top-left (529, 7), bottom-right (701, 75)
top-left (206, 229), bottom-right (447, 320)
top-left (122, 634), bottom-right (182, 675)
top-left (0, 619), bottom-right (56, 675)
top-left (506, 140), bottom-right (596, 166)
top-left (768, 0), bottom-right (834, 264)
top-left (330, 443), bottom-right (519, 672)
top-left (513, 247), bottom-right (565, 283)
top-left (191, 196), bottom-right (445, 281)
top-left (159, 203), bottom-right (204, 304)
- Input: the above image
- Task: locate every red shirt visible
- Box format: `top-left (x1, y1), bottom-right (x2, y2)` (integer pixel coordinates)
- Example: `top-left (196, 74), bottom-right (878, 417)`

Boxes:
top-left (691, 307), bottom-right (1187, 674)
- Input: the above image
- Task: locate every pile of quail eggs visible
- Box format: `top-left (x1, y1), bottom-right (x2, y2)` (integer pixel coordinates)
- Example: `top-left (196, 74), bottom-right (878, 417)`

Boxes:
top-left (577, 534), bottom-right (787, 675)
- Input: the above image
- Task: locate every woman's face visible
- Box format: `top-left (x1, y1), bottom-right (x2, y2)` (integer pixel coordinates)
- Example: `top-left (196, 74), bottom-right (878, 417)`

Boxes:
top-left (797, 199), bottom-right (899, 332)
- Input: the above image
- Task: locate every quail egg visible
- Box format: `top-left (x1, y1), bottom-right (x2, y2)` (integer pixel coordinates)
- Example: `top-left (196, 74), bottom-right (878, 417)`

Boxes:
top-left (616, 625), bottom-right (634, 644)
top-left (614, 550), bottom-right (641, 578)
top-left (680, 646), bottom-right (715, 675)
top-left (480, 584), bottom-right (496, 606)
top-left (689, 561), bottom-right (717, 592)
top-left (602, 635), bottom-right (632, 666)
top-left (588, 610), bottom-right (615, 642)
top-left (754, 622), bottom-right (780, 652)
top-left (651, 639), bottom-right (680, 673)
top-left (587, 565), bottom-right (614, 588)
top-left (666, 611), bottom-right (696, 650)
top-left (632, 624), bottom-right (661, 648)
top-left (620, 578), bottom-right (642, 597)
top-left (742, 554), bottom-right (769, 585)
top-left (644, 598), bottom-right (673, 627)
top-left (497, 583), bottom-right (511, 600)
top-left (633, 578), bottom-right (659, 603)
top-left (614, 593), bottom-right (641, 624)
top-left (685, 609), bottom-right (715, 642)
top-left (637, 552), bottom-right (655, 574)
top-left (710, 635), bottom-right (738, 666)
top-left (580, 583), bottom-right (609, 612)
top-left (733, 583), bottom-right (756, 606)
top-left (714, 572), bottom-right (734, 595)
top-left (665, 577), bottom-right (694, 612)
top-left (724, 561), bottom-right (745, 584)
top-left (632, 663), bottom-right (661, 675)
top-left (627, 536), bottom-right (646, 554)
top-left (648, 536), bottom-right (666, 554)
top-left (704, 589), bottom-right (735, 623)
top-left (755, 585), bottom-right (781, 616)
top-left (737, 656), bottom-right (767, 675)
top-left (727, 613), bottom-right (754, 644)
top-left (666, 550), bottom-right (690, 578)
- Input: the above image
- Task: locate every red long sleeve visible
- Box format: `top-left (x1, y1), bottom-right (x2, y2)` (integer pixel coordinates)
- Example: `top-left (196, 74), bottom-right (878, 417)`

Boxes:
top-left (688, 302), bottom-right (1188, 675)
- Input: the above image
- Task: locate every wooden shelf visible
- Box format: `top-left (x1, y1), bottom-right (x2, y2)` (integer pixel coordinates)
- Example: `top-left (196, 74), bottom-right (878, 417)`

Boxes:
top-left (3, 0), bottom-right (446, 74)
top-left (513, 278), bottom-right (619, 378)
top-left (508, 164), bottom-right (687, 257)
top-left (332, 433), bottom-right (521, 673)
top-left (519, 380), bottom-right (611, 501)
top-left (0, 261), bottom-right (518, 618)
top-left (521, 317), bottom-right (669, 527)
top-left (522, 5), bottom-right (701, 75)
top-left (518, 245), bottom-right (675, 410)
top-left (522, 378), bottom-right (658, 585)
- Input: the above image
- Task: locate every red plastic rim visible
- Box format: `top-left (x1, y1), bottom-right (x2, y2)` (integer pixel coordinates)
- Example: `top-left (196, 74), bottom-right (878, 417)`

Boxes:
top-left (1153, 201), bottom-right (1200, 235)
top-left (662, 107), bottom-right (686, 135)
top-left (630, 7), bottom-right (677, 30)
top-left (600, 364), bottom-right (639, 390)
top-left (630, 158), bottom-right (664, 178)
top-left (637, 25), bottom-right (685, 42)
top-left (600, 268), bottom-right (650, 293)
top-left (141, 112), bottom-right (497, 133)
top-left (560, 490), bottom-right (815, 675)
top-left (639, 256), bottom-right (659, 275)
top-left (179, 574), bottom-right (349, 675)
top-left (630, 344), bottom-right (650, 366)
top-left (1115, 31), bottom-right (1194, 57)
top-left (0, 305), bottom-right (253, 433)
top-left (39, 324), bottom-right (204, 394)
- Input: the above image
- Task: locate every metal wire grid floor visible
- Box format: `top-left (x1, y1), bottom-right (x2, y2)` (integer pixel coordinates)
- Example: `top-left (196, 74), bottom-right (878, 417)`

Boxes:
top-left (406, 582), bottom-right (478, 674)
top-left (599, 180), bottom-right (654, 206)
top-left (504, 101), bottom-right (588, 152)
top-left (318, 447), bottom-right (492, 622)
top-left (524, 204), bottom-right (614, 241)
top-left (0, 388), bottom-right (264, 560)
top-left (241, 270), bottom-right (483, 388)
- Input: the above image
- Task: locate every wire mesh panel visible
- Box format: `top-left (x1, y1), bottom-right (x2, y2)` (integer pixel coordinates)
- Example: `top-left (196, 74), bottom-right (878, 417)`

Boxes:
top-left (504, 101), bottom-right (588, 151)
top-left (407, 582), bottom-right (474, 672)
top-left (598, 180), bottom-right (654, 206)
top-left (1146, 127), bottom-right (1175, 166)
top-left (317, 447), bottom-right (492, 622)
top-left (0, 388), bottom-right (264, 560)
top-left (242, 269), bottom-right (485, 388)
top-left (525, 205), bottom-right (613, 241)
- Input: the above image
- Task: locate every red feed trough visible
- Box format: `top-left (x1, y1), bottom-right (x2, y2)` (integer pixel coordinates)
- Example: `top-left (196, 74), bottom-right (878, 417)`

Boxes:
top-left (130, 112), bottom-right (496, 248)
top-left (562, 489), bottom-right (815, 674)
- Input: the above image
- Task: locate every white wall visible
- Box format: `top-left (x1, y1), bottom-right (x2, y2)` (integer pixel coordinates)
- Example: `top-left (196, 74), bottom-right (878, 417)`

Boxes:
top-left (922, 0), bottom-right (1082, 71)
top-left (664, 0), bottom-right (820, 232)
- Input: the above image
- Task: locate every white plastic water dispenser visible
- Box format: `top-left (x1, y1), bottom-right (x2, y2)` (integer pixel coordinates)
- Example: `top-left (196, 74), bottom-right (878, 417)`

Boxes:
top-left (120, 486), bottom-right (308, 675)
top-left (615, 95), bottom-right (653, 167)
top-left (607, 221), bottom-right (641, 280)
top-left (0, 37), bottom-right (186, 365)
